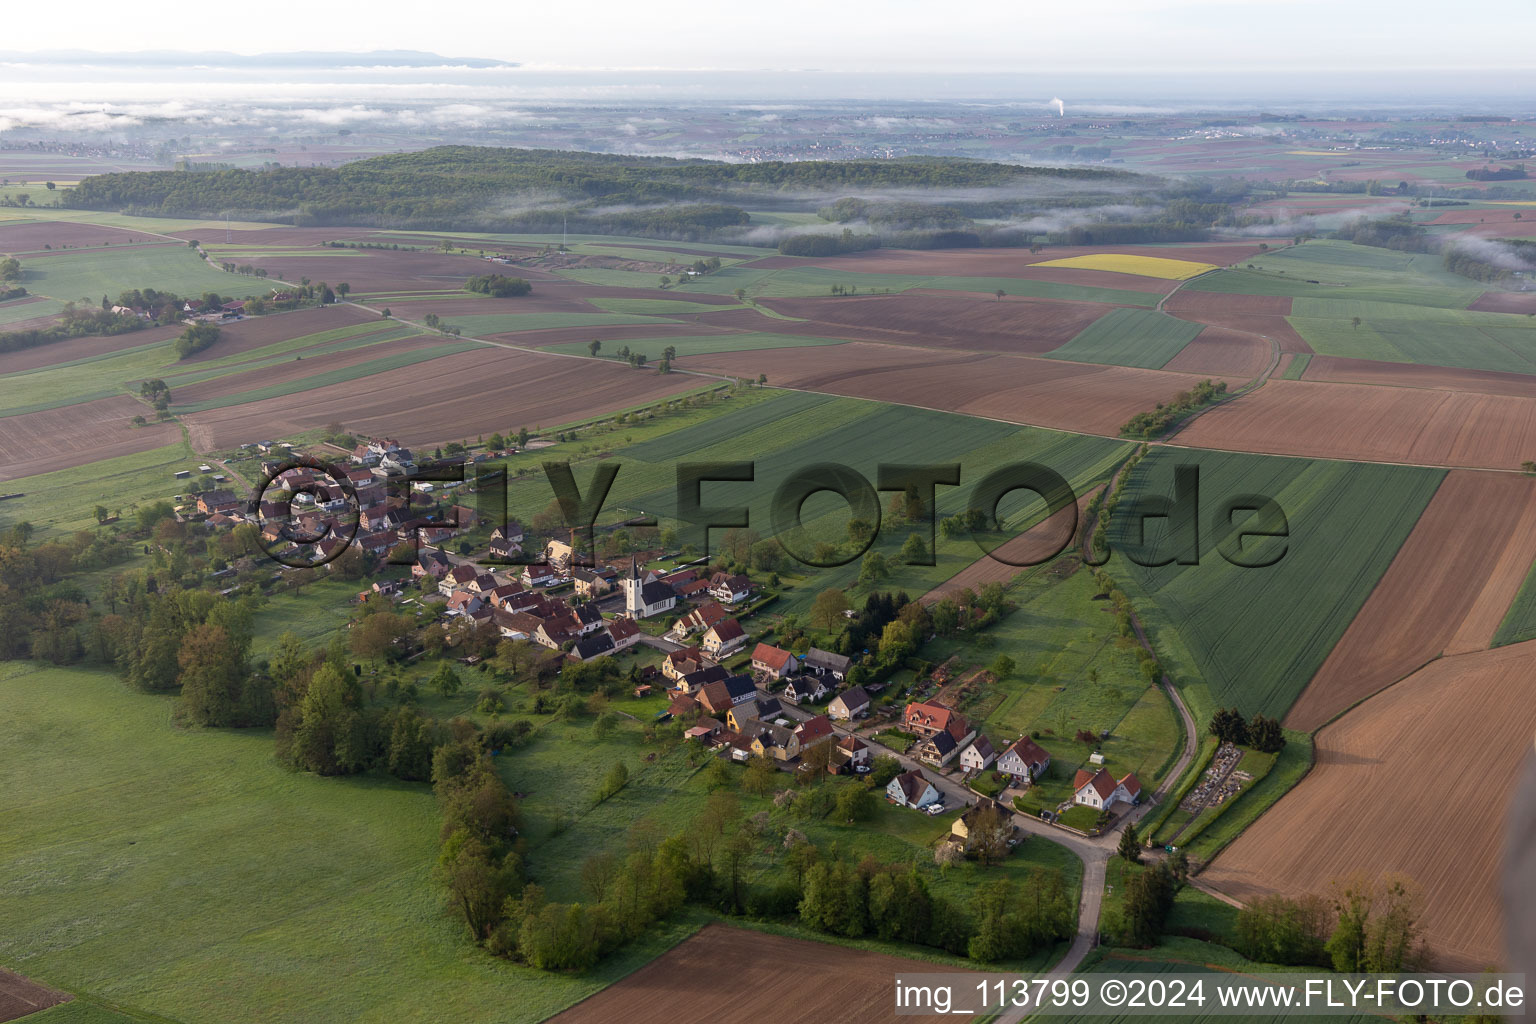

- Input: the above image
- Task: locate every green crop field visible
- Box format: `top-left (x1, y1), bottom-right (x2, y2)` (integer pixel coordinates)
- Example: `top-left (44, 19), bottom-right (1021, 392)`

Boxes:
top-left (543, 332), bottom-right (847, 359)
top-left (440, 312), bottom-right (676, 335)
top-left (1043, 308), bottom-right (1205, 369)
top-left (1492, 558), bottom-right (1536, 647)
top-left (586, 296), bottom-right (750, 315)
top-left (1106, 448), bottom-right (1443, 719)
top-left (1286, 297), bottom-right (1536, 372)
top-left (0, 343), bottom-right (177, 415)
top-left (1186, 240), bottom-right (1484, 310)
top-left (1278, 352), bottom-right (1310, 379)
top-left (17, 246), bottom-right (275, 303)
top-left (0, 663), bottom-right (689, 1024)
top-left (0, 296), bottom-right (66, 325)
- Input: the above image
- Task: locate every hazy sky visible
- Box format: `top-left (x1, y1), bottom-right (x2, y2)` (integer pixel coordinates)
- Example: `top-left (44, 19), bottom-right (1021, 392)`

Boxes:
top-left (6, 0), bottom-right (1534, 72)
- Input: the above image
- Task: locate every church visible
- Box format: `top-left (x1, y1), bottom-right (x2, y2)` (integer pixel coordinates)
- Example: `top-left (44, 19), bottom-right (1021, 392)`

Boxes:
top-left (621, 556), bottom-right (678, 619)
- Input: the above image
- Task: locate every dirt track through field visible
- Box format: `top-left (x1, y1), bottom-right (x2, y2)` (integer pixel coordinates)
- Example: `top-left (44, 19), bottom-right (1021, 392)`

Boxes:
top-left (1205, 639), bottom-right (1536, 970)
top-left (1286, 471), bottom-right (1536, 731)
top-left (549, 924), bottom-right (957, 1024)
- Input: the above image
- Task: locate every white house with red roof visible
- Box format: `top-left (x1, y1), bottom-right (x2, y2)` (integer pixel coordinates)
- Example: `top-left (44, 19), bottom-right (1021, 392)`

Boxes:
top-left (750, 642), bottom-right (796, 680)
top-left (1072, 768), bottom-right (1142, 810)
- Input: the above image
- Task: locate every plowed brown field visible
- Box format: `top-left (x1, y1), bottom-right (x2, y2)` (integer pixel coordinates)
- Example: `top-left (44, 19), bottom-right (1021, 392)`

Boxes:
top-left (242, 250), bottom-right (502, 294)
top-left (179, 305), bottom-right (381, 362)
top-left (0, 968), bottom-right (69, 1022)
top-left (550, 924), bottom-right (956, 1024)
top-left (182, 347), bottom-right (703, 449)
top-left (691, 343), bottom-right (1229, 436)
top-left (0, 219), bottom-right (158, 251)
top-left (1163, 291), bottom-right (1312, 353)
top-left (1174, 379), bottom-right (1536, 469)
top-left (1286, 472), bottom-right (1536, 731)
top-left (754, 294), bottom-right (1114, 354)
top-left (1302, 356), bottom-right (1536, 397)
top-left (0, 395), bottom-right (180, 479)
top-left (1470, 291), bottom-right (1536, 315)
top-left (923, 493), bottom-right (1090, 603)
top-left (1162, 325), bottom-right (1272, 378)
top-left (0, 324), bottom-right (180, 376)
top-left (1205, 639), bottom-right (1536, 969)
top-left (170, 334), bottom-right (443, 405)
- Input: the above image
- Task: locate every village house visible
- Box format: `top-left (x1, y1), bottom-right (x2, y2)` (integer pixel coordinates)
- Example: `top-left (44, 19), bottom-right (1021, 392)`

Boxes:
top-left (439, 564), bottom-right (479, 596)
top-left (996, 736), bottom-right (1052, 783)
top-left (803, 647), bottom-right (851, 682)
top-left (709, 572), bottom-right (753, 605)
top-left (750, 642), bottom-right (797, 681)
top-left (675, 663), bottom-right (732, 696)
top-left (445, 590), bottom-right (485, 617)
top-left (833, 734), bottom-right (871, 772)
top-left (492, 521), bottom-right (525, 545)
top-left (196, 490), bottom-right (241, 515)
top-left (492, 608), bottom-right (544, 641)
top-left (572, 566), bottom-right (618, 600)
top-left (701, 618), bottom-right (748, 658)
top-left (1072, 769), bottom-right (1142, 811)
top-left (521, 563), bottom-right (559, 587)
top-left (827, 685), bottom-right (871, 721)
top-left (545, 538), bottom-right (575, 569)
top-left (794, 714), bottom-right (835, 750)
top-left (606, 616), bottom-right (642, 651)
top-left (958, 735), bottom-right (997, 772)
top-left (726, 697), bottom-right (785, 732)
top-left (886, 769), bottom-right (940, 809)
top-left (670, 600), bottom-right (729, 640)
top-left (902, 700), bottom-right (968, 740)
top-left (696, 675), bottom-right (759, 717)
top-left (950, 797), bottom-right (1013, 850)
top-left (464, 573), bottom-right (503, 594)
top-left (916, 729), bottom-right (961, 767)
top-left (412, 547), bottom-right (452, 580)
top-left (740, 719), bottom-right (799, 762)
top-left (782, 675), bottom-right (829, 705)
top-left (662, 648), bottom-right (713, 683)
top-left (570, 632), bottom-right (616, 662)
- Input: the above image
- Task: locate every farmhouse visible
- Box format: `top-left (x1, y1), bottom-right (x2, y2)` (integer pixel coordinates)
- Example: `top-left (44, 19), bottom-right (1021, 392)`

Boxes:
top-left (741, 720), bottom-right (799, 761)
top-left (662, 648), bottom-right (713, 683)
top-left (886, 770), bottom-right (940, 809)
top-left (782, 675), bottom-right (828, 705)
top-left (671, 600), bottom-right (728, 639)
top-left (997, 736), bottom-right (1052, 783)
top-left (833, 734), bottom-right (870, 771)
top-left (1072, 769), bottom-right (1142, 811)
top-left (196, 490), bottom-right (240, 515)
top-left (570, 632), bottom-right (616, 662)
top-left (750, 642), bottom-right (796, 680)
top-left (572, 565), bottom-right (618, 599)
top-left (412, 547), bottom-right (452, 579)
top-left (958, 735), bottom-right (997, 772)
top-left (794, 714), bottom-right (836, 750)
top-left (701, 618), bottom-right (748, 658)
top-left (622, 557), bottom-right (677, 619)
top-left (439, 564), bottom-right (478, 596)
top-left (521, 563), bottom-right (559, 587)
top-left (803, 647), bottom-right (852, 681)
top-left (827, 685), bottom-right (871, 721)
top-left (916, 729), bottom-right (962, 767)
top-left (697, 675), bottom-right (758, 716)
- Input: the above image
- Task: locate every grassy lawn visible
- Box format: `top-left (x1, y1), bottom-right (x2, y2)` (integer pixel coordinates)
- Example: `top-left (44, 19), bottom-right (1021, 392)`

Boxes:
top-left (0, 296), bottom-right (66, 325)
top-left (0, 663), bottom-right (680, 1024)
top-left (1278, 352), bottom-right (1311, 379)
top-left (1057, 805), bottom-right (1102, 831)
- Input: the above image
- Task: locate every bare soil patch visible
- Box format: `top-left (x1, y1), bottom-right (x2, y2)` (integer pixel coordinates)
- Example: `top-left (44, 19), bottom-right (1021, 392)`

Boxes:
top-left (1301, 355), bottom-right (1536, 397)
top-left (171, 334), bottom-right (446, 405)
top-left (1161, 325), bottom-right (1271, 378)
top-left (182, 347), bottom-right (702, 450)
top-left (1205, 639), bottom-right (1536, 969)
top-left (754, 293), bottom-right (1114, 355)
top-left (1469, 291), bottom-right (1536, 315)
top-left (0, 324), bottom-right (180, 376)
top-left (1163, 291), bottom-right (1311, 353)
top-left (177, 305), bottom-right (381, 363)
top-left (0, 395), bottom-right (180, 479)
top-left (691, 344), bottom-right (1229, 436)
top-left (0, 219), bottom-right (158, 252)
top-left (549, 924), bottom-right (956, 1024)
top-left (0, 968), bottom-right (70, 1023)
top-left (1174, 379), bottom-right (1536, 469)
top-left (1286, 472), bottom-right (1536, 731)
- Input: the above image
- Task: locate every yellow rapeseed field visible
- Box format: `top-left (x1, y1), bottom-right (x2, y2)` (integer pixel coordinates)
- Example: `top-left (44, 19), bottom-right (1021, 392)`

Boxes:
top-left (1032, 253), bottom-right (1218, 280)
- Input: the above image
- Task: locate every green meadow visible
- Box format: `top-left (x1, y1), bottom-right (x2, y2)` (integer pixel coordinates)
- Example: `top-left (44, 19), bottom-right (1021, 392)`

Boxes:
top-left (543, 332), bottom-right (847, 359)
